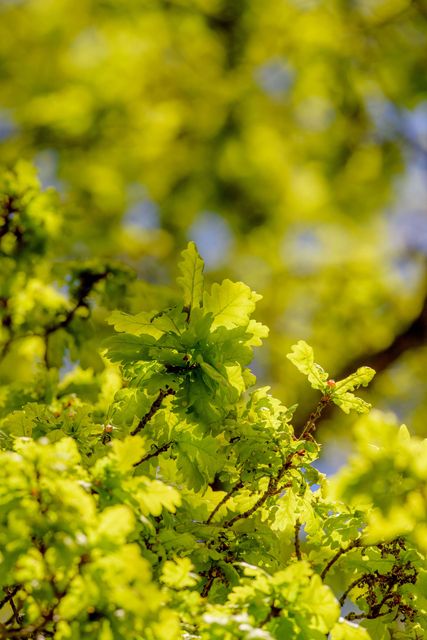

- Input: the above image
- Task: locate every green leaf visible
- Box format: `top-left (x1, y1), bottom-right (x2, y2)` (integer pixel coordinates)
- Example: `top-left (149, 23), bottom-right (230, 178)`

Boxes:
top-left (330, 619), bottom-right (372, 639)
top-left (332, 393), bottom-right (371, 415)
top-left (111, 435), bottom-right (146, 472)
top-left (362, 617), bottom-right (391, 640)
top-left (301, 574), bottom-right (340, 633)
top-left (175, 426), bottom-right (223, 492)
top-left (272, 490), bottom-right (297, 532)
top-left (105, 333), bottom-right (181, 364)
top-left (286, 340), bottom-right (329, 391)
top-left (161, 557), bottom-right (199, 588)
top-left (224, 364), bottom-right (246, 395)
top-left (177, 241), bottom-right (204, 316)
top-left (134, 477), bottom-right (181, 515)
top-left (96, 505), bottom-right (135, 544)
top-left (104, 333), bottom-right (156, 363)
top-left (107, 310), bottom-right (164, 338)
top-left (246, 318), bottom-right (269, 346)
top-left (287, 343), bottom-right (375, 414)
top-left (331, 367), bottom-right (375, 414)
top-left (334, 367), bottom-right (376, 394)
top-left (203, 279), bottom-right (261, 330)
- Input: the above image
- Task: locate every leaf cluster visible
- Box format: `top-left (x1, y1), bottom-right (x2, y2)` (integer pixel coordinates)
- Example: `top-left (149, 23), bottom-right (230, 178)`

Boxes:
top-left (0, 175), bottom-right (426, 639)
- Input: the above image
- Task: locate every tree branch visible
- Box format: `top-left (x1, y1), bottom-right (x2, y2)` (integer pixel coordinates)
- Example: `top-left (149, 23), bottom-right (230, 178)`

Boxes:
top-left (294, 520), bottom-right (302, 561)
top-left (341, 294), bottom-right (427, 379)
top-left (43, 270), bottom-right (110, 367)
top-left (200, 565), bottom-right (224, 598)
top-left (339, 574), bottom-right (367, 607)
top-left (320, 539), bottom-right (361, 581)
top-left (133, 441), bottom-right (174, 467)
top-left (0, 269), bottom-right (110, 366)
top-left (205, 481), bottom-right (243, 525)
top-left (130, 388), bottom-right (175, 436)
top-left (299, 395), bottom-right (331, 439)
top-left (223, 453), bottom-right (295, 527)
top-left (0, 586), bottom-right (20, 610)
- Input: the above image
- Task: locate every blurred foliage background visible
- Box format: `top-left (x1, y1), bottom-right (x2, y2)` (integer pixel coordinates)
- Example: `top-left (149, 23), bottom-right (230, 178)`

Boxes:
top-left (1, 0), bottom-right (427, 459)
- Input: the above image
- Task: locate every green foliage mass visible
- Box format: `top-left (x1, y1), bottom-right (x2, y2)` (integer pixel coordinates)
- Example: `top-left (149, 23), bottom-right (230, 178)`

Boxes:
top-left (1, 0), bottom-right (427, 436)
top-left (0, 169), bottom-right (426, 638)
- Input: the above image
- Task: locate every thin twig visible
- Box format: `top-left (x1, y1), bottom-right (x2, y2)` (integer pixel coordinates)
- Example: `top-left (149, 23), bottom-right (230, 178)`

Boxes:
top-left (201, 566), bottom-right (223, 598)
top-left (9, 597), bottom-right (21, 626)
top-left (260, 605), bottom-right (282, 627)
top-left (0, 586), bottom-right (20, 610)
top-left (205, 481), bottom-right (243, 524)
top-left (294, 520), bottom-right (302, 561)
top-left (299, 395), bottom-right (331, 440)
top-left (0, 609), bottom-right (55, 639)
top-left (339, 574), bottom-right (367, 607)
top-left (321, 539), bottom-right (361, 581)
top-left (130, 388), bottom-right (175, 436)
top-left (223, 454), bottom-right (295, 527)
top-left (133, 441), bottom-right (174, 467)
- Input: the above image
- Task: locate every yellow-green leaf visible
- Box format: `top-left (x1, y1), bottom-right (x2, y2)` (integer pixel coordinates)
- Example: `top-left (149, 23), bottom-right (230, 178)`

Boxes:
top-left (107, 310), bottom-right (164, 339)
top-left (135, 478), bottom-right (181, 515)
top-left (330, 619), bottom-right (371, 640)
top-left (287, 340), bottom-right (329, 391)
top-left (203, 279), bottom-right (261, 330)
top-left (161, 557), bottom-right (199, 588)
top-left (96, 505), bottom-right (135, 543)
top-left (177, 241), bottom-right (204, 315)
top-left (112, 435), bottom-right (147, 473)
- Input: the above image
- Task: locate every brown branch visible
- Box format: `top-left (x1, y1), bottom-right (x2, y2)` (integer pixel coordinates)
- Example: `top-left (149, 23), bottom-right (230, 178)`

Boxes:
top-left (9, 596), bottom-right (22, 626)
top-left (43, 270), bottom-right (110, 367)
top-left (45, 269), bottom-right (110, 337)
top-left (205, 481), bottom-right (243, 525)
top-left (223, 483), bottom-right (273, 528)
top-left (345, 580), bottom-right (396, 622)
top-left (0, 608), bottom-right (55, 639)
top-left (0, 195), bottom-right (16, 241)
top-left (200, 566), bottom-right (223, 598)
top-left (133, 441), bottom-right (174, 467)
top-left (299, 395), bottom-right (331, 439)
top-left (320, 539), bottom-right (361, 581)
top-left (341, 294), bottom-right (427, 379)
top-left (223, 454), bottom-right (295, 527)
top-left (260, 605), bottom-right (282, 627)
top-left (130, 388), bottom-right (175, 436)
top-left (0, 586), bottom-right (20, 610)
top-left (339, 574), bottom-right (367, 607)
top-left (294, 520), bottom-right (302, 561)
top-left (0, 336), bottom-right (13, 361)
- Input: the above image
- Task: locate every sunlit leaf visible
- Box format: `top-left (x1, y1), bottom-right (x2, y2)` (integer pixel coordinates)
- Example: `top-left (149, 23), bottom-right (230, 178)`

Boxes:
top-left (177, 241), bottom-right (204, 317)
top-left (203, 280), bottom-right (261, 330)
top-left (287, 340), bottom-right (329, 391)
